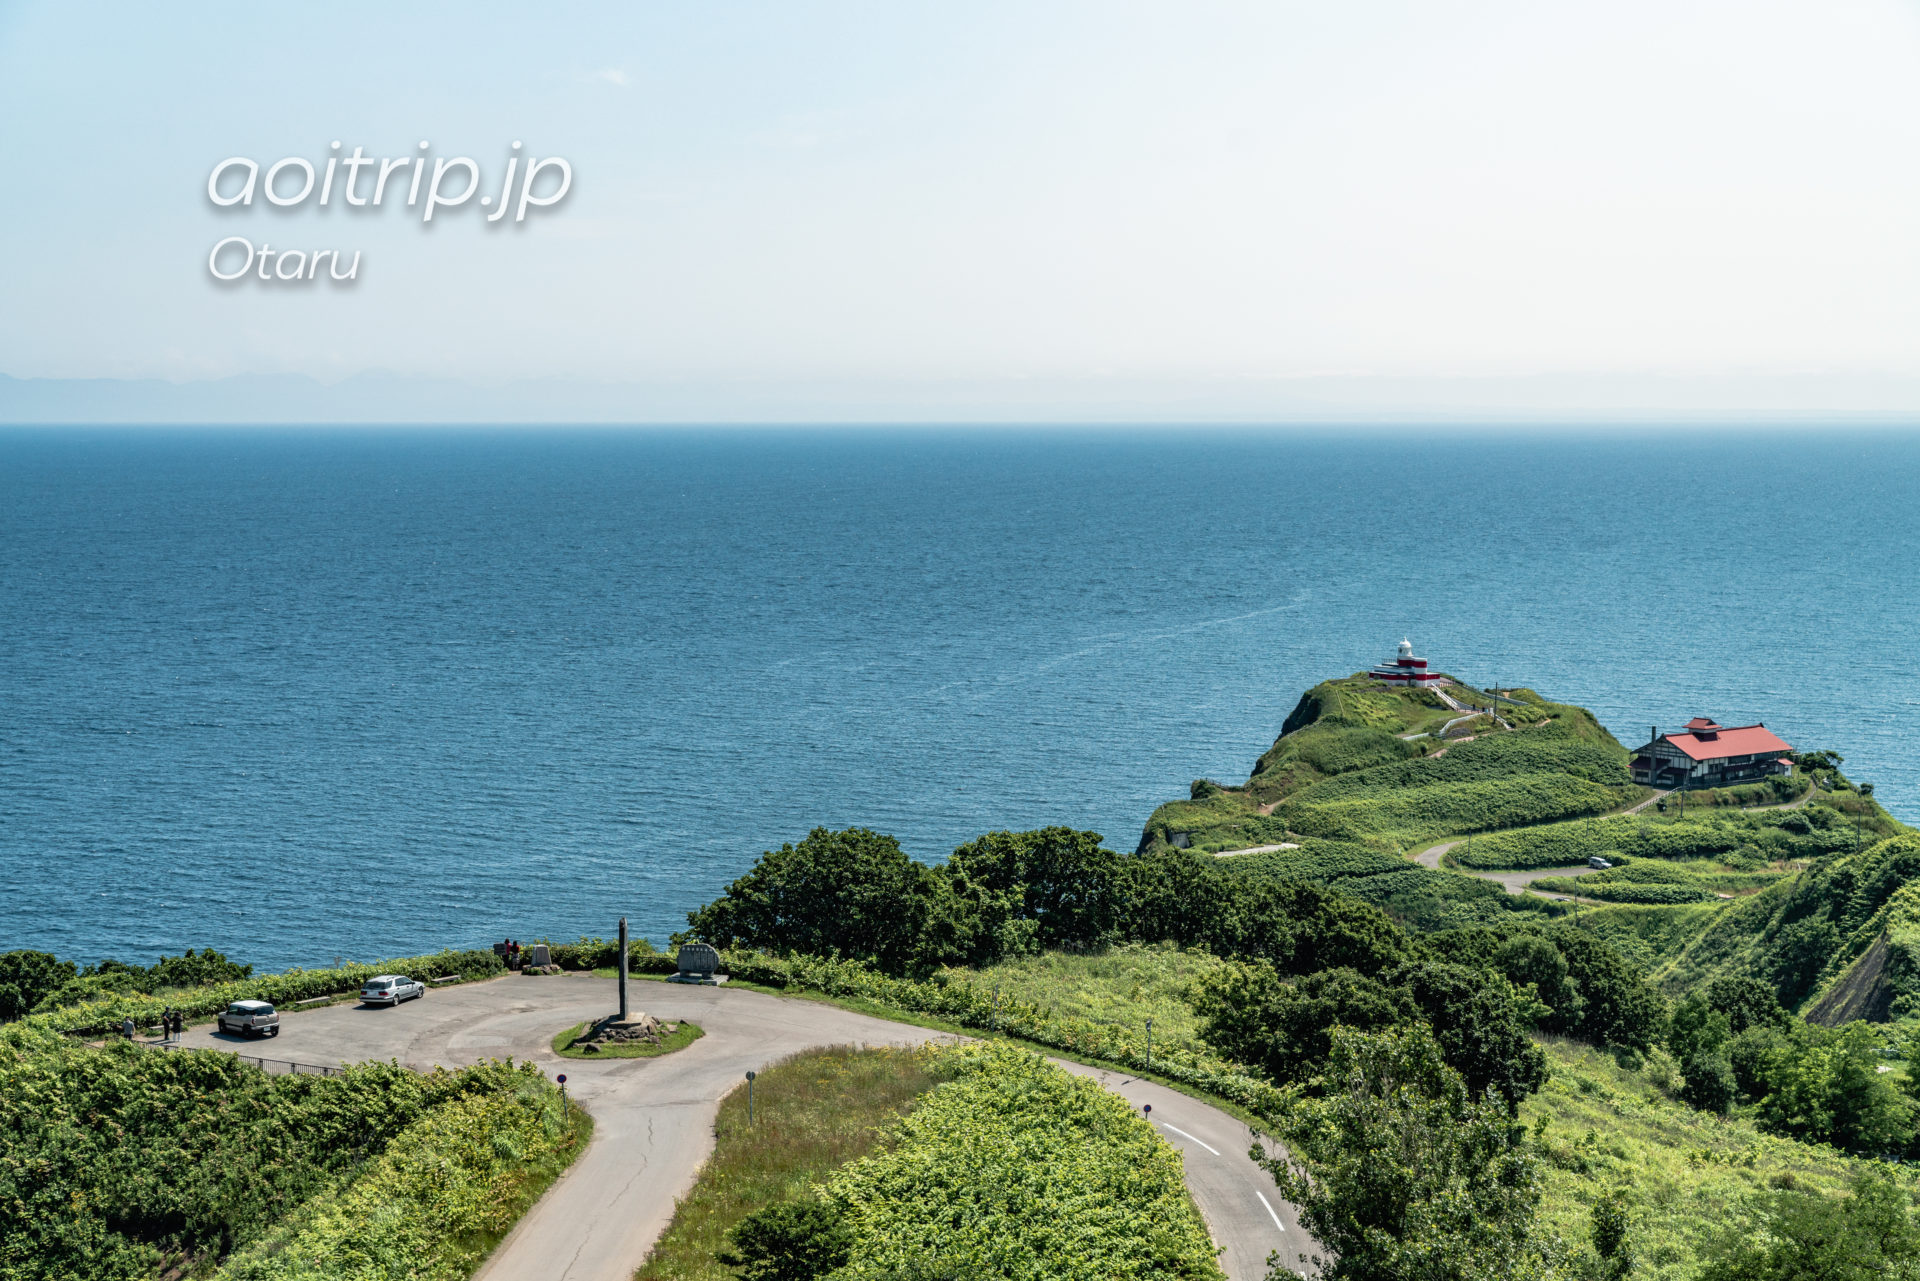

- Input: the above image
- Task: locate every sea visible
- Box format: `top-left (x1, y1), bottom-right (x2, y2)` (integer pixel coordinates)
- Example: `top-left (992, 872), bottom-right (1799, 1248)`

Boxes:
top-left (4, 427), bottom-right (1918, 971)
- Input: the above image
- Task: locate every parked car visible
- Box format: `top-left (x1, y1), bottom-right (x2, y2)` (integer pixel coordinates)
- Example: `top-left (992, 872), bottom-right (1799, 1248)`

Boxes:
top-left (218, 1000), bottom-right (280, 1037)
top-left (361, 974), bottom-right (426, 1006)
top-left (1587, 855), bottom-right (1613, 870)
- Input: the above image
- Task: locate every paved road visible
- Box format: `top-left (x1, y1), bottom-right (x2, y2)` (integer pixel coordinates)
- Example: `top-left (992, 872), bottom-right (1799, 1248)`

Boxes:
top-left (1414, 840), bottom-right (1598, 901)
top-left (180, 974), bottom-right (1311, 1281)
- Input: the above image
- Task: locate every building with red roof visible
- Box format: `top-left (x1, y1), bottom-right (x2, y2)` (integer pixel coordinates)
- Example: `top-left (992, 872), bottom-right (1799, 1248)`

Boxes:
top-left (1628, 718), bottom-right (1793, 789)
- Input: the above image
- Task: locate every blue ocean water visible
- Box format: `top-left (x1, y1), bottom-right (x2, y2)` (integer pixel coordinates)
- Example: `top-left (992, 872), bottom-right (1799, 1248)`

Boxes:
top-left (4, 427), bottom-right (1919, 971)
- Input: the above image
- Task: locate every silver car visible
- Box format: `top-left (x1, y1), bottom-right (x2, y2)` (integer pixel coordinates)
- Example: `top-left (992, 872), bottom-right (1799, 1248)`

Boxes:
top-left (217, 999), bottom-right (281, 1037)
top-left (360, 974), bottom-right (425, 1006)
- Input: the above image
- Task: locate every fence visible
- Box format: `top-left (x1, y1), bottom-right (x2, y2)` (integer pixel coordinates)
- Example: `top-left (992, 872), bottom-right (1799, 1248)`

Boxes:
top-left (227, 1053), bottom-right (348, 1077)
top-left (130, 1035), bottom-right (359, 1077)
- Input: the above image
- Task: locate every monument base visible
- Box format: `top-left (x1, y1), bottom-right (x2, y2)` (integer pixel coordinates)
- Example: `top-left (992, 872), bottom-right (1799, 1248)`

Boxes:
top-left (573, 1012), bottom-right (677, 1052)
top-left (665, 972), bottom-right (728, 985)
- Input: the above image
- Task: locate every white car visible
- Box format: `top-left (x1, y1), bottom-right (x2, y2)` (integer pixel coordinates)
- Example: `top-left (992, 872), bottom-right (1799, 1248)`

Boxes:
top-left (361, 974), bottom-right (426, 1006)
top-left (218, 999), bottom-right (280, 1037)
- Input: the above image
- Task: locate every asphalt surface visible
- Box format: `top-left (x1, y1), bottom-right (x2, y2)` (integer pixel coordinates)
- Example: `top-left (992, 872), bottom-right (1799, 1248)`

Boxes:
top-left (180, 973), bottom-right (1312, 1280)
top-left (1416, 839), bottom-right (1599, 901)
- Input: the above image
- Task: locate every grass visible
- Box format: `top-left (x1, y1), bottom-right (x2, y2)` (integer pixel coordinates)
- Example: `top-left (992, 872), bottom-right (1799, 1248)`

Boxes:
top-left (550, 1018), bottom-right (704, 1059)
top-left (934, 942), bottom-right (1222, 1050)
top-left (1522, 1039), bottom-right (1875, 1280)
top-left (633, 1045), bottom-right (955, 1281)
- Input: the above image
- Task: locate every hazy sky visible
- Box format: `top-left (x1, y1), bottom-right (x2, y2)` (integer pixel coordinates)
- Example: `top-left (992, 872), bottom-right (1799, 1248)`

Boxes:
top-left (5, 2), bottom-right (1920, 414)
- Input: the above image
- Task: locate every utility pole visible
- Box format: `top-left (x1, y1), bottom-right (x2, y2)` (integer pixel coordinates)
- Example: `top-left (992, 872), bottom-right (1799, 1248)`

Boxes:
top-left (1146, 1017), bottom-right (1153, 1073)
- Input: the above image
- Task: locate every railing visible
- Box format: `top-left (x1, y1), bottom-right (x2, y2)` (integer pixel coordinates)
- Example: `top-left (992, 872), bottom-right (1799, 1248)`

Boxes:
top-left (227, 1054), bottom-right (347, 1077)
top-left (134, 1036), bottom-right (364, 1076)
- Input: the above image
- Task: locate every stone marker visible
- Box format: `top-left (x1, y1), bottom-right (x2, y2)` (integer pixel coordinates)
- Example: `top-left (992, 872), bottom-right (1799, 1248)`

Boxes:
top-left (669, 942), bottom-right (725, 985)
top-left (529, 942), bottom-right (551, 969)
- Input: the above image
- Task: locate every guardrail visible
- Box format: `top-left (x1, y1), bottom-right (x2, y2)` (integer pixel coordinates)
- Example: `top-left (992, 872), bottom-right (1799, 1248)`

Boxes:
top-left (228, 1053), bottom-right (348, 1077)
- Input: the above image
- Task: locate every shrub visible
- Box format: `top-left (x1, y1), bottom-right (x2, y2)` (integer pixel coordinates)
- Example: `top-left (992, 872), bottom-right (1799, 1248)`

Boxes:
top-left (214, 1065), bottom-right (588, 1281)
top-left (0, 950), bottom-right (78, 1021)
top-left (720, 1199), bottom-right (853, 1281)
top-left (0, 1022), bottom-right (538, 1281)
top-left (23, 948), bottom-right (503, 1037)
top-left (1681, 1053), bottom-right (1736, 1114)
top-left (823, 1043), bottom-right (1224, 1280)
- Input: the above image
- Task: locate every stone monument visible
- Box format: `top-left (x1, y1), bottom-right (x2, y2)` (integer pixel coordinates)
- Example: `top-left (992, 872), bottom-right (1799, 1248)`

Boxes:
top-left (669, 941), bottom-right (725, 985)
top-left (572, 915), bottom-right (674, 1050)
top-left (528, 942), bottom-right (552, 969)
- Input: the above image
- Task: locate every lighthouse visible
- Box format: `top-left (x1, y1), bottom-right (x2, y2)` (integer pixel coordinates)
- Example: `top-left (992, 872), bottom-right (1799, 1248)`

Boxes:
top-left (1369, 638), bottom-right (1445, 685)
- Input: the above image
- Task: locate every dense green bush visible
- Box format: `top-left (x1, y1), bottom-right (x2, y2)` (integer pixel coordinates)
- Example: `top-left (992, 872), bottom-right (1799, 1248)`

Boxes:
top-left (544, 935), bottom-right (673, 972)
top-left (213, 1065), bottom-right (586, 1281)
top-left (822, 1043), bottom-right (1224, 1280)
top-left (0, 1022), bottom-right (535, 1281)
top-left (1456, 811), bottom-right (1854, 872)
top-left (0, 951), bottom-right (75, 1022)
top-left (1194, 958), bottom-right (1547, 1109)
top-left (1552, 882), bottom-right (1714, 905)
top-left (1696, 1170), bottom-right (1920, 1281)
top-left (1263, 1025), bottom-right (1561, 1281)
top-left (684, 829), bottom-right (1416, 983)
top-left (23, 948), bottom-right (502, 1037)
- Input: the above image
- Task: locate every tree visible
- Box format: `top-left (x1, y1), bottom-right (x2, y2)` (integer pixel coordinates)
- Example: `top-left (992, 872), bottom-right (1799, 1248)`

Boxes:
top-left (1667, 993), bottom-right (1731, 1065)
top-left (1385, 960), bottom-right (1548, 1110)
top-left (1696, 1170), bottom-right (1920, 1281)
top-left (682, 828), bottom-right (935, 975)
top-left (1219, 878), bottom-right (1412, 978)
top-left (1756, 1022), bottom-right (1914, 1153)
top-left (1548, 928), bottom-right (1663, 1052)
top-left (945, 827), bottom-right (1121, 952)
top-left (1590, 1190), bottom-right (1634, 1280)
top-left (1194, 963), bottom-right (1410, 1086)
top-left (0, 950), bottom-right (76, 1021)
top-left (1680, 1053), bottom-right (1736, 1114)
top-left (1261, 1025), bottom-right (1563, 1281)
top-left (1492, 933), bottom-right (1585, 1032)
top-left (1117, 852), bottom-right (1412, 978)
top-left (1706, 976), bottom-right (1787, 1034)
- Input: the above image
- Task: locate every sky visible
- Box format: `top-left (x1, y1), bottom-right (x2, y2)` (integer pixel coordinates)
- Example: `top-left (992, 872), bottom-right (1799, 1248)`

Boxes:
top-left (5, 1), bottom-right (1920, 419)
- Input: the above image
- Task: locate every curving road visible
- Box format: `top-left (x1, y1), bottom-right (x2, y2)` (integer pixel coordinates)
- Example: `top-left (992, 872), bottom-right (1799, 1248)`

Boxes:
top-left (179, 974), bottom-right (1311, 1281)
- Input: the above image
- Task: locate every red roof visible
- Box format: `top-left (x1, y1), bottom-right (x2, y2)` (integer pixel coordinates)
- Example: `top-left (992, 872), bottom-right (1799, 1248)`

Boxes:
top-left (1664, 723), bottom-right (1791, 761)
top-left (1684, 717), bottom-right (1720, 731)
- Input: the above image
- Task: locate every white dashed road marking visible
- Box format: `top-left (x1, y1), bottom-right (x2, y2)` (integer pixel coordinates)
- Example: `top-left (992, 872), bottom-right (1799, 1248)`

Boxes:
top-left (1160, 1122), bottom-right (1221, 1156)
top-left (1255, 1190), bottom-right (1285, 1231)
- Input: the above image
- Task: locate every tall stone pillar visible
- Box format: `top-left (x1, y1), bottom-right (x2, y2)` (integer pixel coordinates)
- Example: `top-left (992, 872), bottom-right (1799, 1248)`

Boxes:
top-left (618, 916), bottom-right (629, 1022)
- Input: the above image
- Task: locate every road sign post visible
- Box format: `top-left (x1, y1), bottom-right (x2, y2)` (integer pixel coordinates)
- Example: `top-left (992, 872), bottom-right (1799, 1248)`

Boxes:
top-left (746, 1070), bottom-right (756, 1125)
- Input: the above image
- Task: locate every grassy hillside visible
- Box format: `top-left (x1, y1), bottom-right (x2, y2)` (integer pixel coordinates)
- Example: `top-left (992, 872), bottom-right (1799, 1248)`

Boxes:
top-left (1524, 1039), bottom-right (1866, 1281)
top-left (933, 942), bottom-right (1223, 1049)
top-left (1138, 676), bottom-right (1643, 856)
top-left (925, 944), bottom-right (1891, 1281)
top-left (1138, 668), bottom-right (1920, 1025)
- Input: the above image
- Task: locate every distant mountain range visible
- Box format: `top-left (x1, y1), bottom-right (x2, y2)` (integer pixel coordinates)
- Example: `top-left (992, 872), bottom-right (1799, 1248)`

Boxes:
top-left (9, 370), bottom-right (1920, 424)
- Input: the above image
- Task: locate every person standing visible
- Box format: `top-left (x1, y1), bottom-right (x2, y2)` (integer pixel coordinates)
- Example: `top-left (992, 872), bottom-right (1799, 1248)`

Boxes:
top-left (121, 1015), bottom-right (135, 1040)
